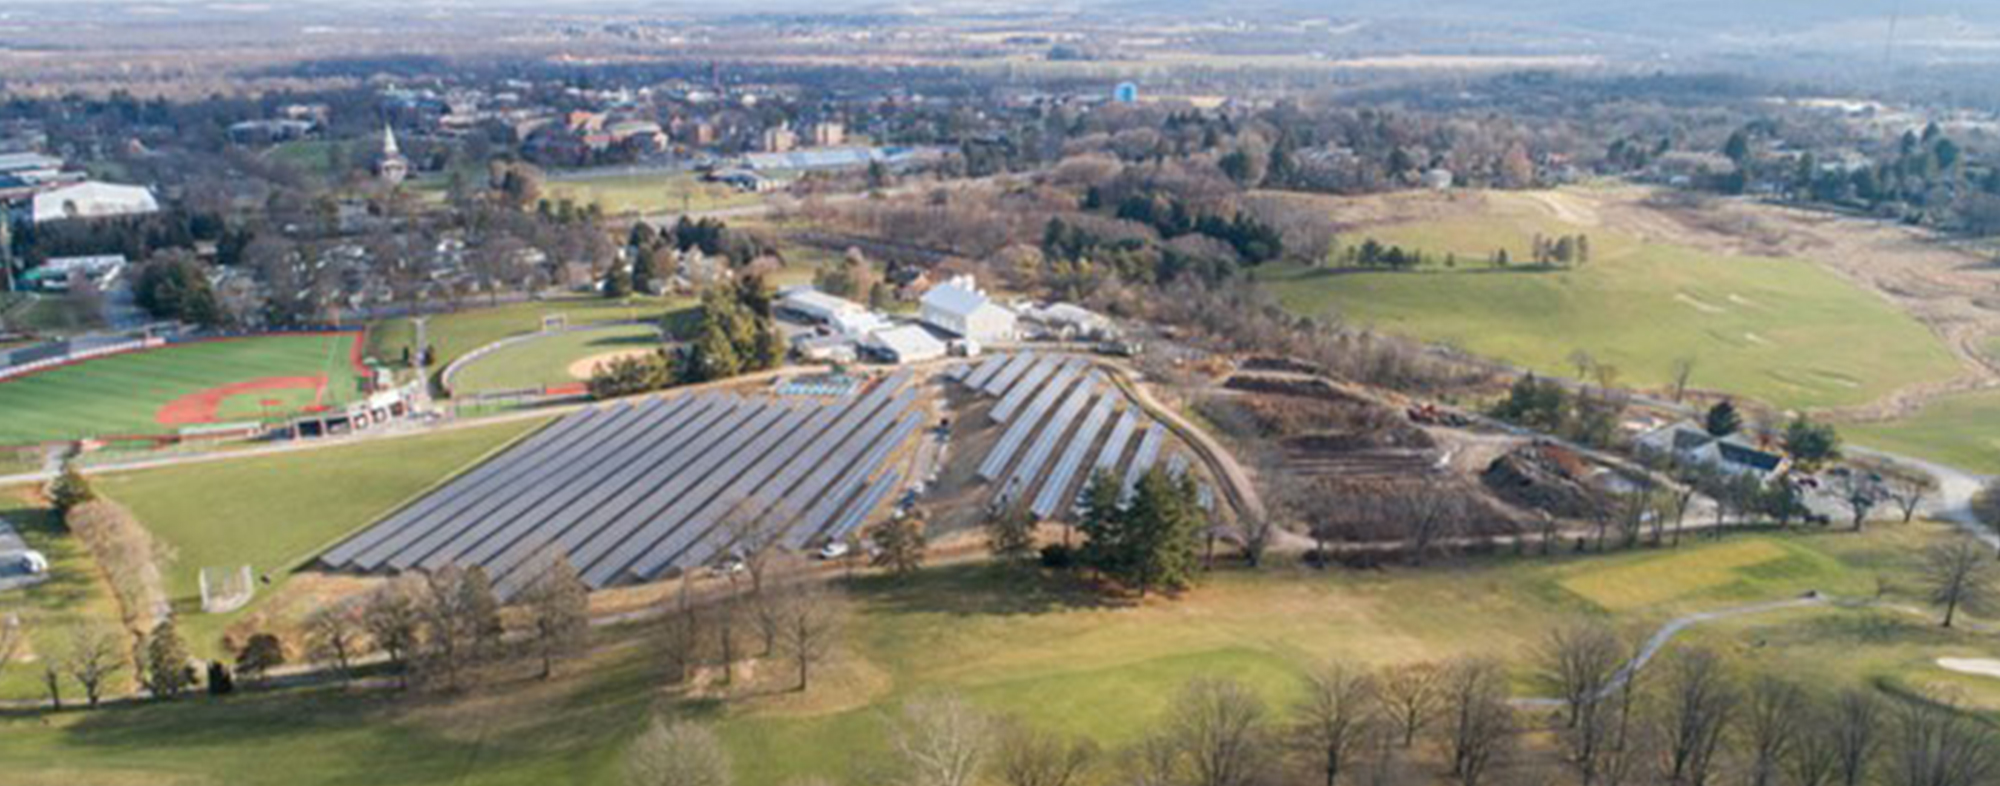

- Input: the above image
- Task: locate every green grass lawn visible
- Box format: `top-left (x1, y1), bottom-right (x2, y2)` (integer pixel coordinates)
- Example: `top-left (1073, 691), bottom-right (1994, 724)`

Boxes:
top-left (450, 322), bottom-right (666, 394)
top-left (367, 296), bottom-right (691, 387)
top-left (542, 171), bottom-right (762, 216)
top-left (0, 292), bottom-right (97, 334)
top-left (89, 417), bottom-right (550, 657)
top-left (1253, 189), bottom-right (1960, 411)
top-left (0, 334), bottom-right (369, 445)
top-left (1845, 389), bottom-right (2000, 475)
top-left (267, 139), bottom-right (349, 178)
top-left (0, 490), bottom-right (130, 700)
top-left (0, 522), bottom-right (1982, 783)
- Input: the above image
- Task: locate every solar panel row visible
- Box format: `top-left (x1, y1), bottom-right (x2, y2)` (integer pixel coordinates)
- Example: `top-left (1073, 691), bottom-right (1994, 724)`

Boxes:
top-left (795, 411), bottom-right (923, 547)
top-left (988, 357), bottom-right (1058, 424)
top-left (325, 373), bottom-right (929, 597)
top-left (320, 404), bottom-right (609, 566)
top-left (1032, 394), bottom-right (1118, 519)
top-left (981, 353), bottom-right (1036, 397)
top-left (999, 375), bottom-right (1099, 508)
top-left (828, 470), bottom-right (902, 541)
top-left (961, 355), bottom-right (1005, 390)
top-left (977, 360), bottom-right (1082, 481)
top-left (1120, 423), bottom-right (1169, 503)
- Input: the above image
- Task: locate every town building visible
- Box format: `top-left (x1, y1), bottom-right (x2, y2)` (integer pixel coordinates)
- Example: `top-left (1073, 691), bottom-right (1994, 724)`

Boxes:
top-left (921, 274), bottom-right (1017, 343)
top-left (1634, 422), bottom-right (1788, 480)
top-left (375, 124), bottom-right (411, 186)
top-left (808, 121), bottom-right (846, 147)
top-left (864, 324), bottom-right (948, 364)
top-left (30, 181), bottom-right (159, 224)
top-left (760, 123), bottom-right (798, 153)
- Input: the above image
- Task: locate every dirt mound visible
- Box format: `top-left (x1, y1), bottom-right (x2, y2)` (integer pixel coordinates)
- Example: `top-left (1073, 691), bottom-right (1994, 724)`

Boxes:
top-left (1223, 373), bottom-right (1369, 405)
top-left (1481, 443), bottom-right (1606, 519)
top-left (1238, 356), bottom-right (1326, 376)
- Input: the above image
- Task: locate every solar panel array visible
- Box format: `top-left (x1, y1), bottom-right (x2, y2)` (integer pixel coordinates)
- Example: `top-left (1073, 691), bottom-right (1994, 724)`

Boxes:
top-left (955, 353), bottom-right (1197, 522)
top-left (323, 371), bottom-right (923, 595)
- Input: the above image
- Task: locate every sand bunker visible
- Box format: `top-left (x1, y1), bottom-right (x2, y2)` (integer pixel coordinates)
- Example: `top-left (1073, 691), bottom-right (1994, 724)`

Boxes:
top-left (1937, 658), bottom-right (2000, 679)
top-left (566, 350), bottom-right (658, 380)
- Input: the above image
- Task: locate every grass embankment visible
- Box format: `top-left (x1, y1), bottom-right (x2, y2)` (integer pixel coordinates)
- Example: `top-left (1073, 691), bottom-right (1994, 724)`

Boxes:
top-left (1254, 189), bottom-right (1959, 411)
top-left (541, 171), bottom-right (761, 216)
top-left (450, 323), bottom-right (666, 394)
top-left (1846, 390), bottom-right (2000, 475)
top-left (82, 417), bottom-right (551, 660)
top-left (0, 521), bottom-right (1981, 784)
top-left (0, 334), bottom-right (367, 445)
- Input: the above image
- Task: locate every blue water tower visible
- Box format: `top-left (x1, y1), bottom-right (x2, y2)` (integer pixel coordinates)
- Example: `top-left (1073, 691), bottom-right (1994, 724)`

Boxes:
top-left (1113, 82), bottom-right (1139, 104)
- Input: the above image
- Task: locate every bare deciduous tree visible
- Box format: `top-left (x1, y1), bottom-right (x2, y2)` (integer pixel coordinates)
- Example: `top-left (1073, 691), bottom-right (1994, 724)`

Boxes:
top-left (63, 625), bottom-right (123, 709)
top-left (891, 693), bottom-right (992, 786)
top-left (1167, 677), bottom-right (1271, 786)
top-left (1831, 689), bottom-right (1881, 786)
top-left (304, 603), bottom-right (365, 684)
top-left (1887, 696), bottom-right (2000, 786)
top-left (1292, 664), bottom-right (1377, 786)
top-left (1380, 662), bottom-right (1443, 749)
top-left (0, 609), bottom-right (23, 686)
top-left (1922, 540), bottom-right (1992, 628)
top-left (1656, 646), bottom-right (1737, 786)
top-left (1885, 471), bottom-right (1938, 524)
top-left (1545, 622), bottom-right (1631, 786)
top-left (1788, 695), bottom-right (1844, 786)
top-left (624, 718), bottom-right (733, 786)
top-left (992, 719), bottom-right (1097, 786)
top-left (362, 578), bottom-right (425, 690)
top-left (773, 581), bottom-right (844, 692)
top-left (1439, 658), bottom-right (1512, 786)
top-left (1670, 357), bottom-right (1696, 403)
top-left (520, 553), bottom-right (591, 680)
top-left (1743, 676), bottom-right (1806, 786)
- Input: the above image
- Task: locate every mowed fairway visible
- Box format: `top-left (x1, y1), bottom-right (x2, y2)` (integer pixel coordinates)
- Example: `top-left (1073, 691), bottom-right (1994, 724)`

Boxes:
top-left (451, 322), bottom-right (664, 394)
top-left (1845, 389), bottom-right (2000, 475)
top-left (0, 525), bottom-right (1979, 784)
top-left (1255, 189), bottom-right (1959, 411)
top-left (0, 333), bottom-right (369, 445)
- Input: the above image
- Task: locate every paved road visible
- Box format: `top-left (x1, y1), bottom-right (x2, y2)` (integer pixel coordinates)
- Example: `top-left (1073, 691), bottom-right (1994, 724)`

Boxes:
top-left (1516, 594), bottom-right (1828, 708)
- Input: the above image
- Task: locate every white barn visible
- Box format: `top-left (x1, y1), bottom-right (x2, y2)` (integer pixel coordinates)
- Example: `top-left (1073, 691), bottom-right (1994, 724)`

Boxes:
top-left (920, 275), bottom-right (1016, 343)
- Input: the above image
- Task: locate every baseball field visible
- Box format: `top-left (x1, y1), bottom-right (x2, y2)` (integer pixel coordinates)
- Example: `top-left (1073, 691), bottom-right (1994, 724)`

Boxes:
top-left (0, 332), bottom-right (371, 445)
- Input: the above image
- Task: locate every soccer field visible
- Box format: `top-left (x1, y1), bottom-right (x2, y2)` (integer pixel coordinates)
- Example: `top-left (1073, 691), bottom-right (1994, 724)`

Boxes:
top-left (0, 333), bottom-right (370, 445)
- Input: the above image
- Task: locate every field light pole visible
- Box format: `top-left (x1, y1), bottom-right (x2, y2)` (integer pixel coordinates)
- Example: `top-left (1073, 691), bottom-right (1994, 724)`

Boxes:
top-left (412, 316), bottom-right (429, 368)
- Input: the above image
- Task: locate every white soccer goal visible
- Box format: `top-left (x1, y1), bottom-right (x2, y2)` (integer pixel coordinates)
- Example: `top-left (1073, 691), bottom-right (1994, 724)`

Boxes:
top-left (199, 565), bottom-right (255, 614)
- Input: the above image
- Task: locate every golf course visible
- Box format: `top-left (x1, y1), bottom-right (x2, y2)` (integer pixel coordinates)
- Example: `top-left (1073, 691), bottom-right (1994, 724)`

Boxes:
top-left (1255, 189), bottom-right (1961, 412)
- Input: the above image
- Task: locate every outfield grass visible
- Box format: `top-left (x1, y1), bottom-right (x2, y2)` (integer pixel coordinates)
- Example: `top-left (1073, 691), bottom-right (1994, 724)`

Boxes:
top-left (0, 524), bottom-right (1977, 783)
top-left (1254, 189), bottom-right (1960, 411)
top-left (1845, 389), bottom-right (2000, 475)
top-left (0, 334), bottom-right (369, 445)
top-left (90, 417), bottom-right (550, 657)
top-left (450, 322), bottom-right (665, 394)
top-left (367, 296), bottom-right (690, 385)
top-left (541, 171), bottom-right (761, 216)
